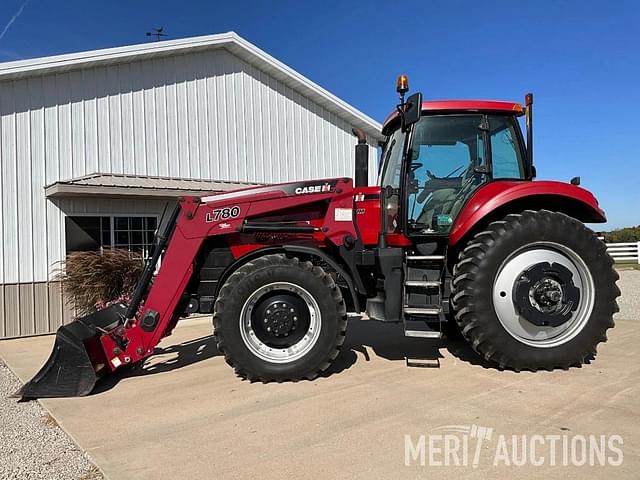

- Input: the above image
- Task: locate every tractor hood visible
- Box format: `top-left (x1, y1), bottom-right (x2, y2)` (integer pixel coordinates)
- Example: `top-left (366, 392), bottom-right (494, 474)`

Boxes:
top-left (198, 178), bottom-right (347, 204)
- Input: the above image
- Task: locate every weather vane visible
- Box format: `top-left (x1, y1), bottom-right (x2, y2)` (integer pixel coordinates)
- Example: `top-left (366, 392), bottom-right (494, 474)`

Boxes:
top-left (146, 27), bottom-right (167, 41)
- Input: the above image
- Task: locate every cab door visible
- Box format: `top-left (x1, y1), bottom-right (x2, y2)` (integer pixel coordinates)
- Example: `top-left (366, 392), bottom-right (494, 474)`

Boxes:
top-left (406, 114), bottom-right (526, 235)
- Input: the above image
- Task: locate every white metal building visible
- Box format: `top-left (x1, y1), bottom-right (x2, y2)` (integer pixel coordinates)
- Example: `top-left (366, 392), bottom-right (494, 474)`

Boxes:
top-left (0, 32), bottom-right (383, 338)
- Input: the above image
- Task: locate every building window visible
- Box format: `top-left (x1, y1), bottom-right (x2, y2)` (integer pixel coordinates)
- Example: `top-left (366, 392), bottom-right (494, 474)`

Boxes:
top-left (65, 216), bottom-right (158, 258)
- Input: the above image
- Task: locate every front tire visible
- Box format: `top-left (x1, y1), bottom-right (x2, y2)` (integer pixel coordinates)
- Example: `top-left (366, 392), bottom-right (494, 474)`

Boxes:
top-left (452, 210), bottom-right (620, 371)
top-left (213, 254), bottom-right (347, 381)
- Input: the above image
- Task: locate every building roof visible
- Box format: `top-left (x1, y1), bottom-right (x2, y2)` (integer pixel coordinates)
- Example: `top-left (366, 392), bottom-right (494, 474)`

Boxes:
top-left (45, 173), bottom-right (260, 199)
top-left (382, 100), bottom-right (524, 132)
top-left (0, 32), bottom-right (383, 141)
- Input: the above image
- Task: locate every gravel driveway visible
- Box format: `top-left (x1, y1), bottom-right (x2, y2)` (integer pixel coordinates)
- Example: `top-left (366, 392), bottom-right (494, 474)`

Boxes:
top-left (0, 363), bottom-right (102, 480)
top-left (0, 269), bottom-right (637, 479)
top-left (616, 269), bottom-right (640, 321)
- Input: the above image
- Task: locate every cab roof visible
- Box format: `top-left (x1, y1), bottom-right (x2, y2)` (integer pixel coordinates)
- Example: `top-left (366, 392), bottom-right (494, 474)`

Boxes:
top-left (382, 100), bottom-right (524, 134)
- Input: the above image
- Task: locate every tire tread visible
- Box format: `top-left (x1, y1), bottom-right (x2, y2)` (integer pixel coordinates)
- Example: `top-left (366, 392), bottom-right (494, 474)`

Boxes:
top-left (213, 254), bottom-right (347, 382)
top-left (452, 210), bottom-right (619, 371)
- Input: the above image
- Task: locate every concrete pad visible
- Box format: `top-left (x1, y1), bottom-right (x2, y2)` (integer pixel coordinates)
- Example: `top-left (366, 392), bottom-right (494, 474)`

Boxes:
top-left (1, 316), bottom-right (639, 479)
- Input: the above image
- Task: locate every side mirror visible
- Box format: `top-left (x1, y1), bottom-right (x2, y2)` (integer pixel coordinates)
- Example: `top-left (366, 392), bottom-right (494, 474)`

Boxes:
top-left (400, 92), bottom-right (422, 132)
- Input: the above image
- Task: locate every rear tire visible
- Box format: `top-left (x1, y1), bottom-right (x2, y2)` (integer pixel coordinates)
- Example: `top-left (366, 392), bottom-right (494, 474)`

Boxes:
top-left (442, 311), bottom-right (464, 340)
top-left (213, 254), bottom-right (347, 381)
top-left (451, 210), bottom-right (619, 371)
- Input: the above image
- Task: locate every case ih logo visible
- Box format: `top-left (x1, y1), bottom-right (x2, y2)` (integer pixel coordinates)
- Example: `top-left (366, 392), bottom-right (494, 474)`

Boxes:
top-left (295, 183), bottom-right (332, 195)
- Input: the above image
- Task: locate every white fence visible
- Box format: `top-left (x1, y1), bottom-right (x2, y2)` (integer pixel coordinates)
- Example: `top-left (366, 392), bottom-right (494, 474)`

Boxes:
top-left (605, 241), bottom-right (640, 263)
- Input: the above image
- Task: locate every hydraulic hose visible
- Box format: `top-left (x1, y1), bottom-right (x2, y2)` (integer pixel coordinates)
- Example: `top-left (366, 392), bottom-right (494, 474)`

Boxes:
top-left (124, 203), bottom-right (181, 320)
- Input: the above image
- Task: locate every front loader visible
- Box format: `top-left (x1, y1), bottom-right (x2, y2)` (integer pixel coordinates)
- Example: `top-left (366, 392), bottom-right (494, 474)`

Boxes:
top-left (17, 76), bottom-right (619, 399)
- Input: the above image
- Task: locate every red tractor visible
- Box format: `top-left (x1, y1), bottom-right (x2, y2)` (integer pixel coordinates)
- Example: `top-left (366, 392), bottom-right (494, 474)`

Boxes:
top-left (18, 77), bottom-right (619, 399)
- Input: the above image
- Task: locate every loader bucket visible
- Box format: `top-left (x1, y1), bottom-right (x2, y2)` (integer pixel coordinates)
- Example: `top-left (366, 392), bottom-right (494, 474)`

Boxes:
top-left (14, 304), bottom-right (127, 399)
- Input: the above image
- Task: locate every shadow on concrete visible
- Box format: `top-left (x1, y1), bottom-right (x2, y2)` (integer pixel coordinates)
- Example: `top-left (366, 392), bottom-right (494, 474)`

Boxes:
top-left (92, 335), bottom-right (220, 394)
top-left (325, 316), bottom-right (494, 376)
top-left (92, 317), bottom-right (493, 394)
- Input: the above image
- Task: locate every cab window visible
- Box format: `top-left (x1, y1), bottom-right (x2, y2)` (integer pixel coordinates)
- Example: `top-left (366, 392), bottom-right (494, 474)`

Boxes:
top-left (407, 115), bottom-right (485, 234)
top-left (489, 115), bottom-right (525, 179)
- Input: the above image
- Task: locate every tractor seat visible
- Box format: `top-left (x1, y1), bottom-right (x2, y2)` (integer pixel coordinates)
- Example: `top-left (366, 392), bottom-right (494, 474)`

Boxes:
top-left (416, 165), bottom-right (479, 231)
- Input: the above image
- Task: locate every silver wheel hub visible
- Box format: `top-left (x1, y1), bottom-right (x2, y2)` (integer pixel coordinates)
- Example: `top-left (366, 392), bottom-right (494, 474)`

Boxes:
top-left (529, 277), bottom-right (563, 313)
top-left (240, 282), bottom-right (321, 363)
top-left (493, 243), bottom-right (595, 348)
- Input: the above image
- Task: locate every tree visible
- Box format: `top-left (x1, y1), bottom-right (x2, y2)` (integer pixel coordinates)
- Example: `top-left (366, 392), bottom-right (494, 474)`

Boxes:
top-left (603, 225), bottom-right (640, 243)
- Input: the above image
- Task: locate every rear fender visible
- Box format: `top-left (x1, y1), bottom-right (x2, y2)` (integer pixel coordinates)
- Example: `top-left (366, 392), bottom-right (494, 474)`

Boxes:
top-left (449, 180), bottom-right (606, 248)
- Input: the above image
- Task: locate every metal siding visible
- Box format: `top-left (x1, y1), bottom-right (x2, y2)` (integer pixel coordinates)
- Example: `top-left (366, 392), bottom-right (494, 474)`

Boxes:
top-left (0, 83), bottom-right (6, 286)
top-left (1, 81), bottom-right (18, 286)
top-left (186, 56), bottom-right (200, 178)
top-left (196, 53), bottom-right (211, 180)
top-left (107, 66), bottom-right (123, 174)
top-left (96, 66), bottom-right (111, 174)
top-left (82, 68), bottom-right (99, 176)
top-left (166, 57), bottom-right (180, 178)
top-left (19, 283), bottom-right (35, 336)
top-left (0, 47), bottom-right (378, 337)
top-left (62, 288), bottom-right (75, 326)
top-left (70, 70), bottom-right (85, 177)
top-left (34, 282), bottom-right (49, 334)
top-left (224, 52), bottom-right (238, 180)
top-left (30, 76), bottom-right (47, 283)
top-left (268, 73), bottom-right (280, 183)
top-left (43, 77), bottom-right (59, 185)
top-left (4, 285), bottom-right (20, 337)
top-left (16, 79), bottom-right (34, 284)
top-left (58, 73), bottom-right (73, 181)
top-left (152, 59), bottom-right (167, 177)
top-left (0, 287), bottom-right (4, 337)
top-left (48, 281), bottom-right (64, 331)
top-left (46, 200), bottom-right (63, 282)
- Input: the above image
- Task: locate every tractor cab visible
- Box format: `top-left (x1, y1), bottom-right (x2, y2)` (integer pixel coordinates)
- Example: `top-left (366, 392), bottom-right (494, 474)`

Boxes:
top-left (379, 77), bottom-right (532, 240)
top-left (366, 76), bottom-right (539, 334)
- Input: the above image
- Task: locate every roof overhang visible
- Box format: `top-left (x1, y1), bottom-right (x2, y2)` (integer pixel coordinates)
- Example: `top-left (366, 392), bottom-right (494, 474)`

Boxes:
top-left (0, 32), bottom-right (384, 142)
top-left (45, 173), bottom-right (259, 199)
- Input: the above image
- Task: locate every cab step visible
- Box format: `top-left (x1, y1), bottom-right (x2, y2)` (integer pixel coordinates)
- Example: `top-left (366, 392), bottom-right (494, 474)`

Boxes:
top-left (405, 255), bottom-right (445, 262)
top-left (403, 317), bottom-right (443, 339)
top-left (404, 280), bottom-right (441, 289)
top-left (402, 249), bottom-right (446, 340)
top-left (403, 306), bottom-right (442, 316)
top-left (405, 357), bottom-right (441, 368)
top-left (404, 329), bottom-right (442, 339)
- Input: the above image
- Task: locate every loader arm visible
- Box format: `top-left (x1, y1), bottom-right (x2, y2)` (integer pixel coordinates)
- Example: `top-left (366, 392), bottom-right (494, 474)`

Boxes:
top-left (17, 178), bottom-right (359, 398)
top-left (140, 178), bottom-right (358, 352)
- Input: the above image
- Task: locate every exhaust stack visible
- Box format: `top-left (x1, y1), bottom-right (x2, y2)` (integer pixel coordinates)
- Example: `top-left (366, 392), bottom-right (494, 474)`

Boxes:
top-left (352, 128), bottom-right (369, 187)
top-left (525, 93), bottom-right (535, 179)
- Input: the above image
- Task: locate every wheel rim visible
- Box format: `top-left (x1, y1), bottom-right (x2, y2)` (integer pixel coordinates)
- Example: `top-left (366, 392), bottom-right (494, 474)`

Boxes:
top-left (492, 242), bottom-right (595, 348)
top-left (240, 282), bottom-right (321, 363)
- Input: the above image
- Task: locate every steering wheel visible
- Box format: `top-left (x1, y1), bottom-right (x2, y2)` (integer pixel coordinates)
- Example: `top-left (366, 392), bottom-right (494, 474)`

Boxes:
top-left (425, 164), bottom-right (466, 181)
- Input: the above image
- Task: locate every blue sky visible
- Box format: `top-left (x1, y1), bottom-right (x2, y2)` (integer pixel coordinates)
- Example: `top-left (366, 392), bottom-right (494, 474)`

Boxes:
top-left (0, 0), bottom-right (638, 229)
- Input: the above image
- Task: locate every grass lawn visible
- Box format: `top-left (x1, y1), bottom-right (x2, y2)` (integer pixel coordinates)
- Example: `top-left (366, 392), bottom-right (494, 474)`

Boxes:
top-left (615, 262), bottom-right (640, 270)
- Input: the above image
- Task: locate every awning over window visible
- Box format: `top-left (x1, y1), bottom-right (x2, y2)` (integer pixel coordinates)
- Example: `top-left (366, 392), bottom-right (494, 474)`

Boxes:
top-left (45, 173), bottom-right (260, 198)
